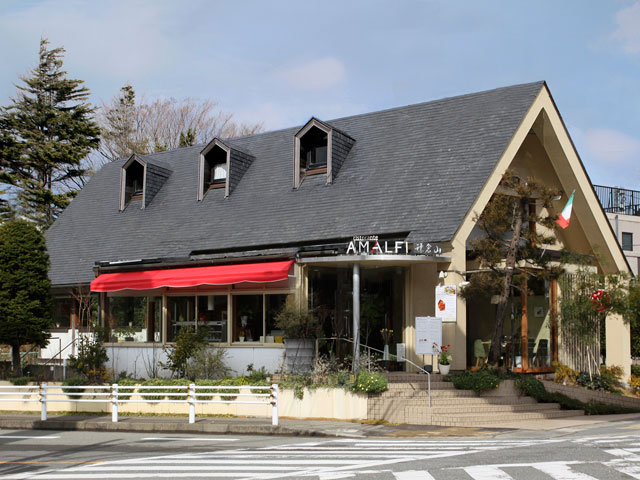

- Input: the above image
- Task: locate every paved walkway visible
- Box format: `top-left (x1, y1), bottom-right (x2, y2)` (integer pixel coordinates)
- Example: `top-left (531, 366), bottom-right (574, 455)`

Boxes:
top-left (1, 412), bottom-right (640, 438)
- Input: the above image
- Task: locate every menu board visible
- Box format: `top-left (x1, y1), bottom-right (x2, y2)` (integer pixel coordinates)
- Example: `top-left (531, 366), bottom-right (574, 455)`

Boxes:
top-left (415, 316), bottom-right (442, 355)
top-left (435, 285), bottom-right (457, 322)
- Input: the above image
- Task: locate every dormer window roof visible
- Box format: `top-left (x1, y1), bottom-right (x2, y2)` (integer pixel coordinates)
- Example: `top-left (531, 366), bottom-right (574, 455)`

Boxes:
top-left (294, 117), bottom-right (354, 189)
top-left (120, 154), bottom-right (172, 211)
top-left (199, 138), bottom-right (254, 200)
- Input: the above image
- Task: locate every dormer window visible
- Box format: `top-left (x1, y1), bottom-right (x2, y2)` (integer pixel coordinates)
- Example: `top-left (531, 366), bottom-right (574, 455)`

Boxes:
top-left (120, 154), bottom-right (171, 211)
top-left (300, 127), bottom-right (328, 171)
top-left (294, 118), bottom-right (333, 188)
top-left (120, 156), bottom-right (145, 210)
top-left (199, 139), bottom-right (230, 199)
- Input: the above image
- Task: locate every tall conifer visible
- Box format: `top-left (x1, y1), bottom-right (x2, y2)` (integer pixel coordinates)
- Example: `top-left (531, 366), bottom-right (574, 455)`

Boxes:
top-left (1, 38), bottom-right (99, 227)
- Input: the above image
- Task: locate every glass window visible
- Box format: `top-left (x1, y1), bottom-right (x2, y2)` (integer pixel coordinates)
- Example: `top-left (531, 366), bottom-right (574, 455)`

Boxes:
top-left (622, 232), bottom-right (633, 251)
top-left (197, 295), bottom-right (228, 343)
top-left (167, 296), bottom-right (196, 342)
top-left (527, 277), bottom-right (551, 368)
top-left (300, 126), bottom-right (328, 170)
top-left (52, 297), bottom-right (72, 329)
top-left (234, 295), bottom-right (263, 342)
top-left (266, 294), bottom-right (288, 342)
top-left (108, 296), bottom-right (150, 342)
top-left (211, 163), bottom-right (227, 184)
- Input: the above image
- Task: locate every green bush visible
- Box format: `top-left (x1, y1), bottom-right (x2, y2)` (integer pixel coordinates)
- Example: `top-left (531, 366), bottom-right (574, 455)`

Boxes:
top-left (62, 376), bottom-right (88, 399)
top-left (446, 369), bottom-right (501, 395)
top-left (515, 375), bottom-right (639, 415)
top-left (161, 326), bottom-right (209, 379)
top-left (632, 365), bottom-right (640, 377)
top-left (351, 371), bottom-right (388, 394)
top-left (115, 377), bottom-right (139, 401)
top-left (141, 378), bottom-right (189, 401)
top-left (10, 376), bottom-right (31, 385)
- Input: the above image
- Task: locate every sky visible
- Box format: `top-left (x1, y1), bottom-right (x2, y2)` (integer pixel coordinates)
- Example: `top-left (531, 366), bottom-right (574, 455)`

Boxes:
top-left (0, 0), bottom-right (639, 189)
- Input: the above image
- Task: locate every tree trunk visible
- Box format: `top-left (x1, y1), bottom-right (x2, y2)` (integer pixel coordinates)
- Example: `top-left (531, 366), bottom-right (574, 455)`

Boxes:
top-left (489, 198), bottom-right (527, 365)
top-left (11, 343), bottom-right (22, 377)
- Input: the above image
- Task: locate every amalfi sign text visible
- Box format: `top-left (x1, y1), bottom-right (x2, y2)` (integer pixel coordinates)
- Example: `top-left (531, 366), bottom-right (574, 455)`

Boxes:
top-left (345, 236), bottom-right (442, 256)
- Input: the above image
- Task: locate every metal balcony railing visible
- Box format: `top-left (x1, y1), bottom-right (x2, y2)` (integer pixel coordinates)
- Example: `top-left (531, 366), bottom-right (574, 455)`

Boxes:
top-left (594, 185), bottom-right (640, 216)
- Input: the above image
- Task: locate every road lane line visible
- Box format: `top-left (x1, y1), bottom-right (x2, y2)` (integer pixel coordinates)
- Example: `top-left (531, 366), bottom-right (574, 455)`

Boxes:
top-left (393, 471), bottom-right (436, 479)
top-left (140, 437), bottom-right (238, 441)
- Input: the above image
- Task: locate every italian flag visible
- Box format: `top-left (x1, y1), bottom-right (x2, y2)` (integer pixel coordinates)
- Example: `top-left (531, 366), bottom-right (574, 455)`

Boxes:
top-left (556, 190), bottom-right (575, 229)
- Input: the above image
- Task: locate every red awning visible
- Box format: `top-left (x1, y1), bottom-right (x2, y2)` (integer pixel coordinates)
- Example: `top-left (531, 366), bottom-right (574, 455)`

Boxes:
top-left (90, 260), bottom-right (294, 292)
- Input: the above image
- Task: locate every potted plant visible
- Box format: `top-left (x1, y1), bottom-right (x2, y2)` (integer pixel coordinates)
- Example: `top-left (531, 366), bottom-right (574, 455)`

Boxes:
top-left (275, 299), bottom-right (322, 374)
top-left (433, 343), bottom-right (452, 375)
top-left (380, 328), bottom-right (393, 360)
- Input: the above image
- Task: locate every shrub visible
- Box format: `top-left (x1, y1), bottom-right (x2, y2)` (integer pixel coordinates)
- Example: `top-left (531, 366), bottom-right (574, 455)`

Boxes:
top-left (351, 371), bottom-right (388, 394)
top-left (161, 326), bottom-right (209, 379)
top-left (575, 366), bottom-right (622, 393)
top-left (67, 328), bottom-right (109, 383)
top-left (62, 376), bottom-right (88, 399)
top-left (515, 374), bottom-right (638, 415)
top-left (630, 375), bottom-right (640, 396)
top-left (183, 347), bottom-right (230, 381)
top-left (10, 376), bottom-right (31, 385)
top-left (632, 365), bottom-right (640, 377)
top-left (141, 378), bottom-right (189, 401)
top-left (115, 377), bottom-right (139, 401)
top-left (446, 369), bottom-right (501, 395)
top-left (274, 299), bottom-right (322, 339)
top-left (553, 362), bottom-right (577, 385)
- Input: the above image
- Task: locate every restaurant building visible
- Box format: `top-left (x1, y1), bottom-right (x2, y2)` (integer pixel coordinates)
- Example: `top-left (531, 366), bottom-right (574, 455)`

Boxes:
top-left (43, 81), bottom-right (632, 379)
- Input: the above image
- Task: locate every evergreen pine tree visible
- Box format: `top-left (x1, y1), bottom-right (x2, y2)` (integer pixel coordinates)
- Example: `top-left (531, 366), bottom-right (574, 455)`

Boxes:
top-left (0, 219), bottom-right (52, 375)
top-left (0, 38), bottom-right (100, 228)
top-left (461, 171), bottom-right (564, 364)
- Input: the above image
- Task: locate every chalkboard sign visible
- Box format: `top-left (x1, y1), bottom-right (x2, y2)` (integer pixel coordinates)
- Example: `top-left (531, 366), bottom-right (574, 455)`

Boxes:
top-left (415, 316), bottom-right (442, 355)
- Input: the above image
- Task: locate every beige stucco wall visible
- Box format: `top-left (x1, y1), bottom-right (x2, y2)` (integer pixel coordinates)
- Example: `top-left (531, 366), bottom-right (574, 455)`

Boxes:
top-left (0, 384), bottom-right (368, 421)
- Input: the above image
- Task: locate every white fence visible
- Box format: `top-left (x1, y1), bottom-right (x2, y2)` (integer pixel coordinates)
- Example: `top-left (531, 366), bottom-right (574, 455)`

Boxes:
top-left (0, 383), bottom-right (279, 426)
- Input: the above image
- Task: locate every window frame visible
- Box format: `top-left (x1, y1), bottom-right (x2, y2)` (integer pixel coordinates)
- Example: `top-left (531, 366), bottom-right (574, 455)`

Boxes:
top-left (199, 139), bottom-right (231, 200)
top-left (120, 155), bottom-right (147, 211)
top-left (294, 118), bottom-right (333, 188)
top-left (622, 231), bottom-right (633, 251)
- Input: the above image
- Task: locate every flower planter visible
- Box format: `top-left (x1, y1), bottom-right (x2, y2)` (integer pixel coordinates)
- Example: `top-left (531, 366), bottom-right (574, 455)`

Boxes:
top-left (438, 363), bottom-right (450, 375)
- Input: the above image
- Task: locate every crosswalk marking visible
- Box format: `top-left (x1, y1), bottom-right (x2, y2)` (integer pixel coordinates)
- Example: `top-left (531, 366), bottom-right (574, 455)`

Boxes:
top-left (8, 436), bottom-right (640, 479)
top-left (3, 439), bottom-right (548, 479)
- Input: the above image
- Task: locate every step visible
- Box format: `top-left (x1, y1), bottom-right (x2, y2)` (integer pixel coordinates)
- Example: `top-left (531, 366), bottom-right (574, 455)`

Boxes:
top-left (386, 381), bottom-right (455, 390)
top-left (399, 397), bottom-right (541, 408)
top-left (428, 402), bottom-right (561, 414)
top-left (428, 409), bottom-right (585, 426)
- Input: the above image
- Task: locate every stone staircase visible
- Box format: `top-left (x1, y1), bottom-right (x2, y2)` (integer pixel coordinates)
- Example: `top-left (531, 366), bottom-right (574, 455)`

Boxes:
top-left (368, 373), bottom-right (584, 426)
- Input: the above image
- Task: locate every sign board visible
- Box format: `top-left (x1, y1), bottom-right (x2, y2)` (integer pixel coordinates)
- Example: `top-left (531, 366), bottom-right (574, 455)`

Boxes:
top-left (435, 285), bottom-right (457, 322)
top-left (396, 343), bottom-right (406, 362)
top-left (344, 235), bottom-right (442, 257)
top-left (415, 316), bottom-right (442, 355)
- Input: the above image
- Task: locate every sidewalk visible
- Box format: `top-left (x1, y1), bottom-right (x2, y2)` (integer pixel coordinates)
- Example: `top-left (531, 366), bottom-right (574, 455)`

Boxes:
top-left (0, 414), bottom-right (504, 438)
top-left (1, 412), bottom-right (639, 438)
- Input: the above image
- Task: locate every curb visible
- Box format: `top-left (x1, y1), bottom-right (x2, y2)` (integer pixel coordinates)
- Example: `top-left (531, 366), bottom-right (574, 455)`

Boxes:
top-left (0, 418), bottom-right (334, 437)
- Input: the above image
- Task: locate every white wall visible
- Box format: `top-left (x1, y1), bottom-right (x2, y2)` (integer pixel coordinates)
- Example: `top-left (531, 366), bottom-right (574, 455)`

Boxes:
top-left (606, 212), bottom-right (640, 275)
top-left (104, 344), bottom-right (284, 379)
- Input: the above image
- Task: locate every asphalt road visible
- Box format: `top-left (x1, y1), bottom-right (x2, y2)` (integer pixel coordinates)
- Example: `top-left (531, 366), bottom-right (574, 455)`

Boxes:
top-left (1, 421), bottom-right (640, 479)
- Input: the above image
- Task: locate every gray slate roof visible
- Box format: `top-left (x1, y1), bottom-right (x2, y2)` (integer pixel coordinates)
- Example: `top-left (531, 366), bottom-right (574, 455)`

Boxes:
top-left (46, 81), bottom-right (545, 286)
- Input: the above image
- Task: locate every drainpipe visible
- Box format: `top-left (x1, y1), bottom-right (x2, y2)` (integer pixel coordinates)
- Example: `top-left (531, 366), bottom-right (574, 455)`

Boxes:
top-left (615, 214), bottom-right (619, 241)
top-left (352, 263), bottom-right (360, 375)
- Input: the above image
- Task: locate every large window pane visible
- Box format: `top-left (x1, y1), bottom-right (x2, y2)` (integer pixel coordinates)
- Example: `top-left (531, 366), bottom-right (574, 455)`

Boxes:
top-left (108, 296), bottom-right (146, 342)
top-left (233, 295), bottom-right (263, 342)
top-left (528, 277), bottom-right (551, 368)
top-left (266, 294), bottom-right (288, 342)
top-left (197, 295), bottom-right (228, 343)
top-left (167, 296), bottom-right (196, 342)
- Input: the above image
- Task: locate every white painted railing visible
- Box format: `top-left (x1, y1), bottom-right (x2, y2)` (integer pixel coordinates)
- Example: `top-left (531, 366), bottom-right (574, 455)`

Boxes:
top-left (0, 383), bottom-right (279, 426)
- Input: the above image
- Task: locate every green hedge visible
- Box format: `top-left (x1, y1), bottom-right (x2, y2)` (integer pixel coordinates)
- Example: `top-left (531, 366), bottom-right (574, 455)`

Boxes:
top-left (515, 375), bottom-right (640, 415)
